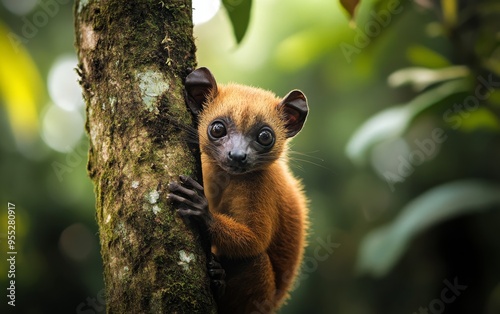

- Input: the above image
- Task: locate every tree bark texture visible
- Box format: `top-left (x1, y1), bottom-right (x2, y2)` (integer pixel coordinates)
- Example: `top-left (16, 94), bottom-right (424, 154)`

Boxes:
top-left (74, 0), bottom-right (216, 312)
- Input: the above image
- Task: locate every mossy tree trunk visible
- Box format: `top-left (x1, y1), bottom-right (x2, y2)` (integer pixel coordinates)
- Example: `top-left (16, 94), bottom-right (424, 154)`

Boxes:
top-left (74, 0), bottom-right (216, 312)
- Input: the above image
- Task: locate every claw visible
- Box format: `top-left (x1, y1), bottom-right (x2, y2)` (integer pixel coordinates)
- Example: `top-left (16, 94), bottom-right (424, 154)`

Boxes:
top-left (177, 208), bottom-right (203, 217)
top-left (169, 176), bottom-right (212, 226)
top-left (180, 175), bottom-right (204, 191)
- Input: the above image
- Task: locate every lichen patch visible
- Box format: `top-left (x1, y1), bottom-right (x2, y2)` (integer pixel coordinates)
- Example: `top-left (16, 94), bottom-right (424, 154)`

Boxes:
top-left (178, 250), bottom-right (195, 271)
top-left (109, 96), bottom-right (116, 113)
top-left (77, 0), bottom-right (89, 14)
top-left (135, 69), bottom-right (170, 113)
top-left (152, 205), bottom-right (161, 215)
top-left (81, 23), bottom-right (98, 50)
top-left (147, 190), bottom-right (160, 204)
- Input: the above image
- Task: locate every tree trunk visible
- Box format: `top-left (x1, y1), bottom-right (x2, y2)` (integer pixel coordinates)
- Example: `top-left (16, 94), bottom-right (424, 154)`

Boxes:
top-left (74, 0), bottom-right (217, 312)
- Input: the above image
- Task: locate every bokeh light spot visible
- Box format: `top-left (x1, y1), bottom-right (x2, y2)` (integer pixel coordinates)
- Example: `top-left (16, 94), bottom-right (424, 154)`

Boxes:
top-left (41, 104), bottom-right (84, 153)
top-left (48, 55), bottom-right (83, 111)
top-left (59, 223), bottom-right (94, 262)
top-left (192, 0), bottom-right (220, 25)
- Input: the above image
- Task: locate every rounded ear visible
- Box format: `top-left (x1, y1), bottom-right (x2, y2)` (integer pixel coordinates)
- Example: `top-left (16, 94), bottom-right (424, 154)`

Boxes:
top-left (278, 90), bottom-right (308, 138)
top-left (185, 67), bottom-right (218, 115)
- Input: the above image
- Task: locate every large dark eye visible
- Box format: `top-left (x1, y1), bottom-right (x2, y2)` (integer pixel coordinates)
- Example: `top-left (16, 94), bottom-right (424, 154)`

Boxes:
top-left (257, 128), bottom-right (274, 147)
top-left (208, 121), bottom-right (227, 139)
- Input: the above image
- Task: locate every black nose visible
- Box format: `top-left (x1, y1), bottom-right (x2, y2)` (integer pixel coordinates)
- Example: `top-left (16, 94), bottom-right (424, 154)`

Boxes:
top-left (228, 150), bottom-right (247, 163)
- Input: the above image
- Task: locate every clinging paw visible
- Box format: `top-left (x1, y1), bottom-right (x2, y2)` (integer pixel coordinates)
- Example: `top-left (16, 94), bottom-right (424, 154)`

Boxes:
top-left (168, 175), bottom-right (213, 226)
top-left (208, 254), bottom-right (226, 299)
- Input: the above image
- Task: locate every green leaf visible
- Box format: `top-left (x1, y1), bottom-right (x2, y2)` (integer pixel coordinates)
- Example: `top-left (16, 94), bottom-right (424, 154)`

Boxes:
top-left (222, 0), bottom-right (252, 44)
top-left (345, 79), bottom-right (469, 165)
top-left (458, 107), bottom-right (500, 132)
top-left (406, 45), bottom-right (452, 69)
top-left (388, 66), bottom-right (469, 91)
top-left (345, 105), bottom-right (412, 165)
top-left (484, 57), bottom-right (500, 76)
top-left (357, 180), bottom-right (500, 277)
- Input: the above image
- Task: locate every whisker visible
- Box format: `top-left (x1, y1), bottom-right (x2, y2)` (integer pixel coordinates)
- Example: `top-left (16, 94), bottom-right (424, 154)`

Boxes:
top-left (288, 157), bottom-right (330, 171)
top-left (288, 150), bottom-right (325, 162)
top-left (285, 149), bottom-right (333, 172)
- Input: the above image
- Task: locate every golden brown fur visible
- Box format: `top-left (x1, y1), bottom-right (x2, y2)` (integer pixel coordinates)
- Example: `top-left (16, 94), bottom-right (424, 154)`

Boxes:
top-left (198, 84), bottom-right (308, 314)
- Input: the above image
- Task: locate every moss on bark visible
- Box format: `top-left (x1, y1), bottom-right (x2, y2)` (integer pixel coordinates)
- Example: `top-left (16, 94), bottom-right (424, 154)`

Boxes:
top-left (74, 0), bottom-right (216, 312)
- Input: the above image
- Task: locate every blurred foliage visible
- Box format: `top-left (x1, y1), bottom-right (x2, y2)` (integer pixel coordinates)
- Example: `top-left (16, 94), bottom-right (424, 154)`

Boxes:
top-left (0, 21), bottom-right (42, 147)
top-left (357, 180), bottom-right (500, 277)
top-left (1, 0), bottom-right (500, 313)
